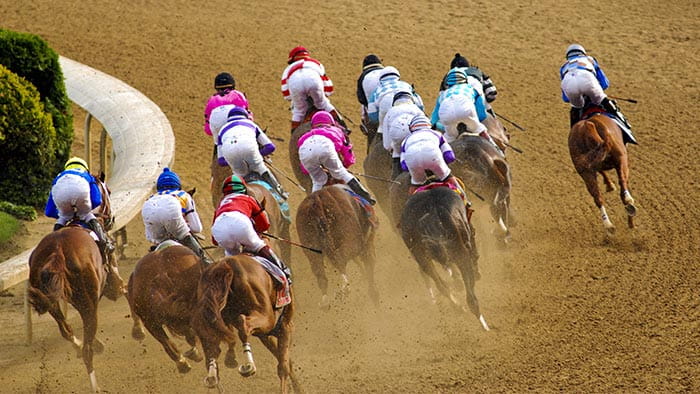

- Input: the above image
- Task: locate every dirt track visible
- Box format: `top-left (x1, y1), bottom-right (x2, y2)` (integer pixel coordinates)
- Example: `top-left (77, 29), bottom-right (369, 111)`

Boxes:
top-left (1, 1), bottom-right (699, 393)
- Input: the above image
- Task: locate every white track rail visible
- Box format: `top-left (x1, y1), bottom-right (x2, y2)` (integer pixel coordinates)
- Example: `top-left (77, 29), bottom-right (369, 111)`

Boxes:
top-left (0, 56), bottom-right (174, 291)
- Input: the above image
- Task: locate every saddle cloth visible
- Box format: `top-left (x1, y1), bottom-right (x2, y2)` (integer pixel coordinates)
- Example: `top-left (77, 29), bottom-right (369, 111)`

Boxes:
top-left (581, 108), bottom-right (637, 145)
top-left (252, 256), bottom-right (291, 308)
top-left (342, 188), bottom-right (379, 228)
top-left (249, 180), bottom-right (292, 223)
top-left (415, 180), bottom-right (468, 205)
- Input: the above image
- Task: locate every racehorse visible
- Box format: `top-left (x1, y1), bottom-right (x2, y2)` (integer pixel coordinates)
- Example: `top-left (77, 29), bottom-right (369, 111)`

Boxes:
top-left (399, 186), bottom-right (489, 330)
top-left (27, 172), bottom-right (118, 393)
top-left (210, 147), bottom-right (231, 208)
top-left (128, 244), bottom-right (238, 375)
top-left (449, 132), bottom-right (515, 243)
top-left (483, 113), bottom-right (511, 154)
top-left (191, 255), bottom-right (301, 394)
top-left (296, 184), bottom-right (380, 308)
top-left (568, 109), bottom-right (637, 233)
top-left (247, 180), bottom-right (292, 263)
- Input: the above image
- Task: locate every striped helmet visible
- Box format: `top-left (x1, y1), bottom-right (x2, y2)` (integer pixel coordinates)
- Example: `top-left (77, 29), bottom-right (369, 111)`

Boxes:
top-left (408, 114), bottom-right (432, 133)
top-left (64, 157), bottom-right (89, 171)
top-left (222, 174), bottom-right (246, 195)
top-left (445, 68), bottom-right (468, 87)
top-left (566, 44), bottom-right (586, 58)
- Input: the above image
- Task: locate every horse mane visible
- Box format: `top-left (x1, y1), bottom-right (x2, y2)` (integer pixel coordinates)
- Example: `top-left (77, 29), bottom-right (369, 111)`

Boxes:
top-left (28, 250), bottom-right (71, 314)
top-left (193, 261), bottom-right (237, 342)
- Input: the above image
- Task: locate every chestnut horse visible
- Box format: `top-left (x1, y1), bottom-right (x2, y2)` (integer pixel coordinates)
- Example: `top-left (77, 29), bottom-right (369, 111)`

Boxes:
top-left (449, 133), bottom-right (515, 243)
top-left (569, 111), bottom-right (637, 233)
top-left (399, 186), bottom-right (489, 330)
top-left (27, 173), bottom-right (118, 393)
top-left (296, 184), bottom-right (380, 308)
top-left (191, 255), bottom-right (300, 394)
top-left (484, 112), bottom-right (511, 154)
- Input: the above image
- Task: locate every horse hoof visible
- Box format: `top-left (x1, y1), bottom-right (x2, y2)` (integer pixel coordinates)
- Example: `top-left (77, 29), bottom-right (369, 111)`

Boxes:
top-left (184, 348), bottom-right (203, 362)
top-left (204, 375), bottom-right (218, 389)
top-left (238, 363), bottom-right (256, 377)
top-left (176, 360), bottom-right (192, 374)
top-left (224, 351), bottom-right (238, 369)
top-left (605, 226), bottom-right (616, 236)
top-left (132, 326), bottom-right (146, 341)
top-left (625, 204), bottom-right (637, 217)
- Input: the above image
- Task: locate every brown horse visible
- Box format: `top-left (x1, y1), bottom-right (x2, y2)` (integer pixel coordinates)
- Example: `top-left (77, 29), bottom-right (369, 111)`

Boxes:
top-left (569, 111), bottom-right (637, 234)
top-left (27, 173), bottom-right (118, 393)
top-left (296, 184), bottom-right (380, 308)
top-left (191, 255), bottom-right (300, 394)
top-left (399, 186), bottom-right (489, 330)
top-left (484, 112), bottom-right (511, 154)
top-left (449, 133), bottom-right (515, 243)
top-left (362, 131), bottom-right (393, 215)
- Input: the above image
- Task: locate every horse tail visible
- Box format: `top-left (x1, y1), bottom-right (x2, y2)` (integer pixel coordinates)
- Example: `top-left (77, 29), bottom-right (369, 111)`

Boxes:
top-left (194, 261), bottom-right (236, 342)
top-left (417, 208), bottom-right (449, 263)
top-left (580, 121), bottom-right (608, 168)
top-left (28, 251), bottom-right (71, 314)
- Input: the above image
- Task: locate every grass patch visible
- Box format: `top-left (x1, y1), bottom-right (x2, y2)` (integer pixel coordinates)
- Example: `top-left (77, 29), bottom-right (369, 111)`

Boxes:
top-left (0, 211), bottom-right (20, 244)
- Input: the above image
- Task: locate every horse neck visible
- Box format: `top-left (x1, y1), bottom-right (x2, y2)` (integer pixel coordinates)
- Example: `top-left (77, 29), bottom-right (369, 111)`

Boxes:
top-left (93, 176), bottom-right (113, 228)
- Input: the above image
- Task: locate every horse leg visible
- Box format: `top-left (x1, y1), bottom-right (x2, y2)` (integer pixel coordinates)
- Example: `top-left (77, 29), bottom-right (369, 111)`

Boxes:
top-left (615, 161), bottom-right (637, 226)
top-left (412, 249), bottom-right (459, 307)
top-left (306, 251), bottom-right (329, 309)
top-left (224, 340), bottom-right (238, 368)
top-left (47, 305), bottom-right (83, 354)
top-left (360, 247), bottom-right (380, 306)
top-left (455, 255), bottom-right (490, 331)
top-left (142, 320), bottom-right (191, 373)
top-left (200, 337), bottom-right (223, 389)
top-left (259, 333), bottom-right (293, 394)
top-left (581, 171), bottom-right (614, 233)
top-left (76, 303), bottom-right (100, 393)
top-left (235, 313), bottom-right (269, 378)
top-left (130, 313), bottom-right (146, 341)
top-left (183, 329), bottom-right (203, 362)
top-left (600, 170), bottom-right (616, 192)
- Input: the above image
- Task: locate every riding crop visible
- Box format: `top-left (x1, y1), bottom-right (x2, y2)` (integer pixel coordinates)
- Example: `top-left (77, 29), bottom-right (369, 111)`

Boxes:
top-left (494, 112), bottom-right (526, 131)
top-left (262, 232), bottom-right (322, 254)
top-left (264, 159), bottom-right (307, 192)
top-left (608, 95), bottom-right (638, 104)
top-left (350, 171), bottom-right (400, 184)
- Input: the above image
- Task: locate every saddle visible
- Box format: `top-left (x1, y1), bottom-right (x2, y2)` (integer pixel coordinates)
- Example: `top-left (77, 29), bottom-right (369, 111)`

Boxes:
top-left (251, 255), bottom-right (291, 308)
top-left (413, 180), bottom-right (473, 221)
top-left (245, 177), bottom-right (292, 222)
top-left (581, 105), bottom-right (638, 145)
top-left (342, 187), bottom-right (379, 228)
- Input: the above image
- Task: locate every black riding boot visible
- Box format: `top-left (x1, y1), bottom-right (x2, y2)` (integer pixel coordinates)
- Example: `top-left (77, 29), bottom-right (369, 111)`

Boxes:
top-left (391, 158), bottom-right (402, 180)
top-left (53, 223), bottom-right (64, 231)
top-left (601, 98), bottom-right (637, 144)
top-left (261, 171), bottom-right (289, 200)
top-left (257, 245), bottom-right (292, 284)
top-left (179, 234), bottom-right (214, 265)
top-left (570, 107), bottom-right (581, 127)
top-left (347, 177), bottom-right (376, 205)
top-left (87, 218), bottom-right (114, 255)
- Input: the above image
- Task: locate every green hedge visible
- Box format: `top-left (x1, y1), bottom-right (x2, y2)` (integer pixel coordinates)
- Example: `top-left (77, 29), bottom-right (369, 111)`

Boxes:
top-left (0, 29), bottom-right (73, 175)
top-left (0, 64), bottom-right (57, 206)
top-left (0, 201), bottom-right (37, 221)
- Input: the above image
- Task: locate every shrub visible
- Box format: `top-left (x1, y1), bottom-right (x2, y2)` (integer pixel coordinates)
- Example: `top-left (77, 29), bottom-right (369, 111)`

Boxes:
top-left (0, 29), bottom-right (73, 174)
top-left (0, 201), bottom-right (37, 221)
top-left (0, 64), bottom-right (57, 206)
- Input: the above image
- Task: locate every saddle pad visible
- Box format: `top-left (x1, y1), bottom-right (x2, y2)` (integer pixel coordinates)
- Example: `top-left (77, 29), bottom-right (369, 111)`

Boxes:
top-left (343, 188), bottom-right (379, 228)
top-left (414, 181), bottom-right (468, 205)
top-left (249, 180), bottom-right (292, 223)
top-left (581, 110), bottom-right (636, 144)
top-left (251, 256), bottom-right (291, 308)
top-left (155, 239), bottom-right (181, 252)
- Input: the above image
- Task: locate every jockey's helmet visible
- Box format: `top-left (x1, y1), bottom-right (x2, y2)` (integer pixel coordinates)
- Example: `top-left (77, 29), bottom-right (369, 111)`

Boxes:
top-left (362, 54), bottom-right (382, 68)
top-left (214, 72), bottom-right (235, 90)
top-left (445, 69), bottom-right (468, 87)
top-left (156, 167), bottom-right (181, 191)
top-left (566, 44), bottom-right (586, 58)
top-left (379, 66), bottom-right (400, 80)
top-left (287, 46), bottom-right (309, 64)
top-left (64, 157), bottom-right (89, 171)
top-left (311, 111), bottom-right (335, 127)
top-left (227, 105), bottom-right (249, 119)
top-left (209, 104), bottom-right (236, 135)
top-left (392, 91), bottom-right (414, 105)
top-left (408, 114), bottom-right (432, 133)
top-left (222, 175), bottom-right (246, 195)
top-left (450, 53), bottom-right (470, 68)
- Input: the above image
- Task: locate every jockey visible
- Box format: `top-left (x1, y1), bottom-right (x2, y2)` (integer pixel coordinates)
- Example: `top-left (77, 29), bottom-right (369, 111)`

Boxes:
top-left (215, 106), bottom-right (289, 200)
top-left (400, 115), bottom-right (464, 197)
top-left (367, 66), bottom-right (424, 133)
top-left (560, 44), bottom-right (636, 144)
top-left (212, 175), bottom-right (292, 283)
top-left (281, 46), bottom-right (345, 132)
top-left (382, 91), bottom-right (426, 179)
top-left (432, 69), bottom-right (503, 155)
top-left (439, 53), bottom-right (498, 109)
top-left (45, 157), bottom-right (114, 255)
top-left (356, 54), bottom-right (384, 129)
top-left (203, 72), bottom-right (251, 136)
top-left (297, 111), bottom-right (376, 205)
top-left (141, 168), bottom-right (213, 265)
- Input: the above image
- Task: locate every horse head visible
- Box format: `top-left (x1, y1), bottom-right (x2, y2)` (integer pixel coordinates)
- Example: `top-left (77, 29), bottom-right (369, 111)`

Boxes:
top-left (93, 171), bottom-right (114, 231)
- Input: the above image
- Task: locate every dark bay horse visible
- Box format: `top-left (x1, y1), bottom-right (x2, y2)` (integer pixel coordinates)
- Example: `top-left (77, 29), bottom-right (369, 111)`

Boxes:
top-left (296, 184), bottom-right (380, 308)
top-left (192, 255), bottom-right (300, 394)
top-left (27, 173), bottom-right (117, 393)
top-left (569, 111), bottom-right (637, 234)
top-left (400, 186), bottom-right (490, 330)
top-left (449, 134), bottom-right (515, 243)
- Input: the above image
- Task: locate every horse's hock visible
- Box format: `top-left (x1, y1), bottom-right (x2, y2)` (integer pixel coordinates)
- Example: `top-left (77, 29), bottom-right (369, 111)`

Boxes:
top-left (0, 56), bottom-right (174, 292)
